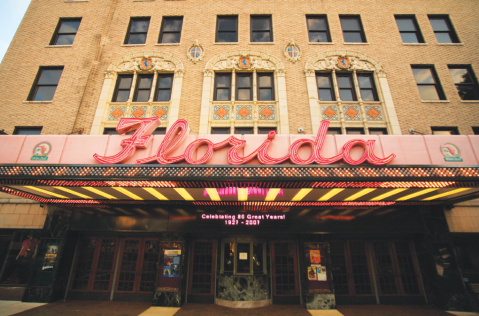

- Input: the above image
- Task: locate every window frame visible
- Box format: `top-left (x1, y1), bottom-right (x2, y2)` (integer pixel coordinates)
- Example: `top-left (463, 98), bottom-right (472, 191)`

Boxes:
top-left (357, 73), bottom-right (379, 101)
top-left (447, 65), bottom-right (479, 101)
top-left (214, 73), bottom-right (232, 101)
top-left (326, 128), bottom-right (342, 135)
top-left (368, 128), bottom-right (388, 135)
top-left (236, 73), bottom-right (253, 101)
top-left (431, 126), bottom-right (459, 135)
top-left (13, 127), bottom-right (43, 135)
top-left (234, 127), bottom-right (254, 135)
top-left (411, 65), bottom-right (446, 101)
top-left (346, 128), bottom-right (365, 135)
top-left (336, 73), bottom-right (357, 101)
top-left (158, 16), bottom-right (183, 44)
top-left (27, 66), bottom-right (64, 101)
top-left (428, 15), bottom-right (460, 44)
top-left (50, 18), bottom-right (82, 46)
top-left (154, 73), bottom-right (174, 102)
top-left (257, 72), bottom-right (275, 101)
top-left (250, 15), bottom-right (273, 43)
top-left (306, 15), bottom-right (332, 43)
top-left (258, 127), bottom-right (276, 134)
top-left (124, 17), bottom-right (150, 45)
top-left (339, 15), bottom-right (367, 43)
top-left (215, 15), bottom-right (238, 43)
top-left (211, 127), bottom-right (230, 134)
top-left (220, 239), bottom-right (267, 275)
top-left (394, 15), bottom-right (424, 44)
top-left (112, 74), bottom-right (133, 102)
top-left (316, 72), bottom-right (336, 101)
top-left (133, 74), bottom-right (154, 102)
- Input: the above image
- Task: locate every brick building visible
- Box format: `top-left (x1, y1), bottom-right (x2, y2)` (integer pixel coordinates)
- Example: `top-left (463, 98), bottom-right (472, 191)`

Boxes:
top-left (0, 0), bottom-right (478, 312)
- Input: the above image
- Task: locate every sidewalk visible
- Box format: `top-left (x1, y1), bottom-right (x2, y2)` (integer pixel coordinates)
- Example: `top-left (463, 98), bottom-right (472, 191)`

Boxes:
top-left (0, 301), bottom-right (45, 316)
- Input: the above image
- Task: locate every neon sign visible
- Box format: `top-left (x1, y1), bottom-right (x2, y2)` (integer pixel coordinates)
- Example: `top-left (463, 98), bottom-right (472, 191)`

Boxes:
top-left (199, 213), bottom-right (286, 226)
top-left (94, 118), bottom-right (395, 166)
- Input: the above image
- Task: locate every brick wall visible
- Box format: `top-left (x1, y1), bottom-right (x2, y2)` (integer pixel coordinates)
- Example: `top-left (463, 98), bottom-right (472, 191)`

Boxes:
top-left (0, 0), bottom-right (478, 135)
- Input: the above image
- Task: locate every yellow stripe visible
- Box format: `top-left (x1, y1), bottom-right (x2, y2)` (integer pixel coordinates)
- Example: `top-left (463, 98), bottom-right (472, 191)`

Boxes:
top-left (318, 188), bottom-right (345, 201)
top-left (82, 187), bottom-right (117, 199)
top-left (174, 188), bottom-right (194, 201)
top-left (54, 187), bottom-right (93, 199)
top-left (238, 188), bottom-right (248, 201)
top-left (24, 186), bottom-right (68, 199)
top-left (344, 188), bottom-right (376, 201)
top-left (265, 188), bottom-right (281, 201)
top-left (422, 188), bottom-right (471, 201)
top-left (143, 188), bottom-right (168, 200)
top-left (112, 187), bottom-right (143, 200)
top-left (370, 188), bottom-right (408, 201)
top-left (292, 188), bottom-right (313, 201)
top-left (205, 188), bottom-right (221, 201)
top-left (396, 188), bottom-right (438, 201)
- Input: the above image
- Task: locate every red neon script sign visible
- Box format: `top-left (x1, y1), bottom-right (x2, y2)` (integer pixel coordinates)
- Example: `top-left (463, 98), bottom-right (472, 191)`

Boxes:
top-left (94, 118), bottom-right (395, 165)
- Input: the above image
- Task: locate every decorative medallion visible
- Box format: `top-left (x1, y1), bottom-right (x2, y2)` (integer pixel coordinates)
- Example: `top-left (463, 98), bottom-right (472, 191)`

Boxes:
top-left (130, 106), bottom-right (147, 118)
top-left (441, 143), bottom-right (463, 162)
top-left (321, 105), bottom-right (338, 121)
top-left (365, 106), bottom-right (382, 121)
top-left (213, 105), bottom-right (230, 120)
top-left (284, 39), bottom-right (301, 63)
top-left (236, 105), bottom-right (253, 120)
top-left (139, 58), bottom-right (153, 70)
top-left (152, 106), bottom-right (168, 120)
top-left (343, 106), bottom-right (360, 120)
top-left (31, 141), bottom-right (52, 161)
top-left (337, 57), bottom-right (350, 69)
top-left (109, 106), bottom-right (125, 120)
top-left (259, 105), bottom-right (275, 120)
top-left (187, 39), bottom-right (205, 64)
top-left (238, 57), bottom-right (251, 69)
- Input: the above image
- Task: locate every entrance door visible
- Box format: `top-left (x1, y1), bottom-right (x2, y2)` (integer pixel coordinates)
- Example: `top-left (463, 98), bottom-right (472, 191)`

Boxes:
top-left (271, 241), bottom-right (300, 304)
top-left (188, 240), bottom-right (217, 303)
top-left (114, 238), bottom-right (161, 301)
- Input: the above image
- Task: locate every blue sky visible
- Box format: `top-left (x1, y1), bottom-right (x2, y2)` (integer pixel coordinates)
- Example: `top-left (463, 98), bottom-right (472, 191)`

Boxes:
top-left (0, 0), bottom-right (31, 63)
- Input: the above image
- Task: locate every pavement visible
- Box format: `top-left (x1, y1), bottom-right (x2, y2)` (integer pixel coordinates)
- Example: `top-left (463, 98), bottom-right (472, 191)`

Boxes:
top-left (1, 300), bottom-right (479, 316)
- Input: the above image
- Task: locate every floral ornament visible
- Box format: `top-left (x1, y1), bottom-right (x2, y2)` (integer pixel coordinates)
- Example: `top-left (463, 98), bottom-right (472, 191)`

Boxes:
top-left (187, 39), bottom-right (205, 64)
top-left (284, 39), bottom-right (301, 63)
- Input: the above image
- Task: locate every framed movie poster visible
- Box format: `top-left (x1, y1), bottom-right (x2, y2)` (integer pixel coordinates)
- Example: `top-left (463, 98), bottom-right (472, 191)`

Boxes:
top-left (163, 249), bottom-right (181, 278)
top-left (29, 238), bottom-right (63, 287)
top-left (430, 242), bottom-right (466, 294)
top-left (303, 242), bottom-right (332, 292)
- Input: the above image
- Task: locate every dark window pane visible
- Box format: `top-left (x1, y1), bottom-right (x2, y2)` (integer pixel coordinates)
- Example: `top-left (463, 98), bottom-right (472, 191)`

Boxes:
top-left (38, 70), bottom-right (63, 85)
top-left (259, 89), bottom-right (272, 100)
top-left (131, 20), bottom-right (149, 32)
top-left (400, 33), bottom-right (419, 43)
top-left (138, 77), bottom-right (152, 89)
top-left (319, 89), bottom-right (333, 101)
top-left (14, 128), bottom-right (42, 135)
top-left (449, 69), bottom-right (471, 84)
top-left (309, 32), bottom-right (329, 43)
top-left (159, 76), bottom-right (173, 88)
top-left (152, 128), bottom-right (166, 135)
top-left (163, 19), bottom-right (182, 32)
top-left (317, 76), bottom-right (331, 88)
top-left (212, 128), bottom-right (230, 134)
top-left (56, 35), bottom-right (75, 45)
top-left (361, 89), bottom-right (375, 101)
top-left (216, 76), bottom-right (230, 87)
top-left (340, 18), bottom-right (360, 31)
top-left (430, 19), bottom-right (449, 31)
top-left (237, 89), bottom-right (251, 100)
top-left (218, 18), bottom-right (236, 30)
top-left (118, 77), bottom-right (132, 89)
top-left (252, 18), bottom-right (270, 30)
top-left (337, 77), bottom-right (352, 88)
top-left (217, 32), bottom-right (237, 42)
top-left (252, 32), bottom-right (270, 42)
top-left (235, 128), bottom-right (253, 135)
top-left (128, 33), bottom-right (147, 44)
top-left (59, 21), bottom-right (80, 33)
top-left (161, 33), bottom-right (181, 43)
top-left (157, 90), bottom-right (171, 101)
top-left (396, 19), bottom-right (416, 31)
top-left (347, 129), bottom-right (364, 135)
top-left (34, 86), bottom-right (57, 101)
top-left (369, 129), bottom-right (388, 135)
top-left (413, 68), bottom-right (435, 84)
top-left (238, 76), bottom-right (251, 87)
top-left (418, 85), bottom-right (440, 100)
top-left (435, 33), bottom-right (453, 43)
top-left (136, 90), bottom-right (150, 102)
top-left (343, 32), bottom-right (363, 42)
top-left (259, 75), bottom-right (272, 87)
top-left (258, 128), bottom-right (275, 134)
top-left (358, 76), bottom-right (373, 88)
top-left (457, 86), bottom-right (479, 100)
top-left (116, 90), bottom-right (130, 102)
top-left (216, 89), bottom-right (229, 101)
top-left (339, 89), bottom-right (354, 101)
top-left (308, 18), bottom-right (326, 30)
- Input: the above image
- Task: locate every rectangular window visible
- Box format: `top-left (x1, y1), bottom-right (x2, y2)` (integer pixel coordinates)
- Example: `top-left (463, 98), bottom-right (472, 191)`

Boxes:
top-left (124, 17), bottom-right (150, 45)
top-left (357, 73), bottom-right (378, 101)
top-left (216, 16), bottom-right (238, 43)
top-left (395, 15), bottom-right (424, 44)
top-left (133, 75), bottom-right (153, 102)
top-left (411, 66), bottom-right (445, 100)
top-left (431, 127), bottom-right (459, 135)
top-left (316, 73), bottom-right (335, 101)
top-left (152, 128), bottom-right (166, 135)
top-left (306, 15), bottom-right (331, 43)
top-left (27, 67), bottom-right (63, 101)
top-left (340, 15), bottom-right (366, 43)
top-left (346, 128), bottom-right (364, 135)
top-left (50, 18), bottom-right (81, 45)
top-left (336, 74), bottom-right (356, 101)
top-left (327, 128), bottom-right (342, 135)
top-left (13, 127), bottom-right (42, 135)
top-left (235, 127), bottom-right (254, 135)
top-left (112, 75), bottom-right (133, 102)
top-left (428, 15), bottom-right (459, 43)
top-left (369, 128), bottom-right (388, 135)
top-left (236, 73), bottom-right (253, 101)
top-left (159, 16), bottom-right (183, 44)
top-left (103, 128), bottom-right (117, 135)
top-left (258, 127), bottom-right (276, 134)
top-left (211, 128), bottom-right (230, 134)
top-left (155, 74), bottom-right (173, 101)
top-left (257, 73), bottom-right (274, 100)
top-left (251, 15), bottom-right (273, 42)
top-left (448, 66), bottom-right (479, 101)
top-left (214, 73), bottom-right (232, 101)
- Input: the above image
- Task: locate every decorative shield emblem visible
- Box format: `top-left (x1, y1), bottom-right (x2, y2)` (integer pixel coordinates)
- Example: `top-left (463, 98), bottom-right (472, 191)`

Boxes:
top-left (441, 142), bottom-right (463, 162)
top-left (239, 57), bottom-right (251, 69)
top-left (337, 57), bottom-right (350, 69)
top-left (139, 58), bottom-right (153, 70)
top-left (31, 141), bottom-right (52, 161)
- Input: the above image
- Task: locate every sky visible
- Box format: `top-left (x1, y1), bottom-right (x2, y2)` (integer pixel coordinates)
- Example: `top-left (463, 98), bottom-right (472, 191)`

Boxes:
top-left (0, 0), bottom-right (31, 63)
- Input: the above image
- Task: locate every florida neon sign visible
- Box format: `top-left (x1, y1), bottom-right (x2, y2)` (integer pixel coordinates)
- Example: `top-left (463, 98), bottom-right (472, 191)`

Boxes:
top-left (93, 118), bottom-right (395, 165)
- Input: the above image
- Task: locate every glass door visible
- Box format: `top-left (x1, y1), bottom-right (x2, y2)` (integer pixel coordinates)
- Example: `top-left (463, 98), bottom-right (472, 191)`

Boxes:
top-left (271, 241), bottom-right (299, 304)
top-left (188, 240), bottom-right (217, 303)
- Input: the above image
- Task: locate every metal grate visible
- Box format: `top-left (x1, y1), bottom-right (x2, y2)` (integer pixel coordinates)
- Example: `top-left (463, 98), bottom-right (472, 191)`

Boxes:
top-left (274, 242), bottom-right (296, 295)
top-left (191, 242), bottom-right (213, 294)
